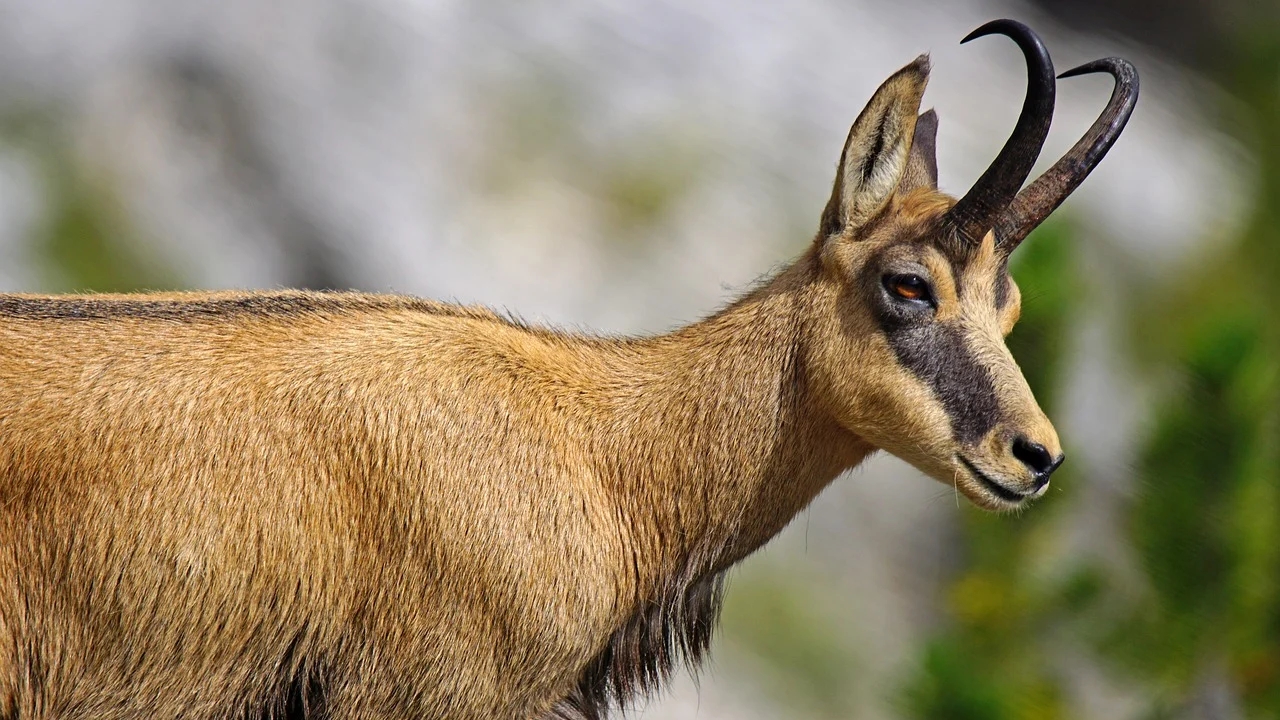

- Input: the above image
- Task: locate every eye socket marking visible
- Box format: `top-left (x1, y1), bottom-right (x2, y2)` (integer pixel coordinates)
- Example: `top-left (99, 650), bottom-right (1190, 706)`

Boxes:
top-left (884, 273), bottom-right (934, 307)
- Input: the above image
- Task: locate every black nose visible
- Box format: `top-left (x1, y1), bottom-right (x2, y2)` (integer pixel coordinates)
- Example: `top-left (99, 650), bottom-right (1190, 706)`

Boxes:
top-left (1012, 436), bottom-right (1064, 482)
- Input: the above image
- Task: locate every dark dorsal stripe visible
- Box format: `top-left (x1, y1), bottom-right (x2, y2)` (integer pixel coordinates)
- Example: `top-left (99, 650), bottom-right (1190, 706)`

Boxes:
top-left (0, 293), bottom-right (443, 321)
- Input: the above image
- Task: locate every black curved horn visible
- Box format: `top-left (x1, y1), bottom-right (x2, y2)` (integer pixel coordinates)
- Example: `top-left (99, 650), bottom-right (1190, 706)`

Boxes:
top-left (942, 19), bottom-right (1056, 246)
top-left (995, 58), bottom-right (1139, 251)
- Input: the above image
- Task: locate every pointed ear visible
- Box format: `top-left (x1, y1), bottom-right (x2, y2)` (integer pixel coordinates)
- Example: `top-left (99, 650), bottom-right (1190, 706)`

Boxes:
top-left (820, 56), bottom-right (930, 238)
top-left (897, 109), bottom-right (939, 194)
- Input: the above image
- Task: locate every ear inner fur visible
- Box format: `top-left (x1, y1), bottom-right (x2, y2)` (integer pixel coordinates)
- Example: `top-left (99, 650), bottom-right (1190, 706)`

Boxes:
top-left (819, 55), bottom-right (930, 238)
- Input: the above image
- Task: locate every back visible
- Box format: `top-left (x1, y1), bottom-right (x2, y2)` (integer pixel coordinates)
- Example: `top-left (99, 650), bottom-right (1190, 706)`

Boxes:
top-left (0, 290), bottom-right (627, 719)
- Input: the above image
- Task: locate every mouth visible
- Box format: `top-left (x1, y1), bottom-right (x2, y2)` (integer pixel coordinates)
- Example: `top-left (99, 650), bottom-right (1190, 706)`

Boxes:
top-left (956, 455), bottom-right (1028, 505)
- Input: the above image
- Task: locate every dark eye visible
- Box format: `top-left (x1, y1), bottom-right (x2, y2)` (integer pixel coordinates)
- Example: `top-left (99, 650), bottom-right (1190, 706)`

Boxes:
top-left (884, 274), bottom-right (933, 304)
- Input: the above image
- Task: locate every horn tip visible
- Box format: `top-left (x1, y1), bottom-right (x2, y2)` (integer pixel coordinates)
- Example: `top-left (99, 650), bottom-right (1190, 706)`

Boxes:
top-left (1058, 57), bottom-right (1138, 81)
top-left (961, 18), bottom-right (1028, 45)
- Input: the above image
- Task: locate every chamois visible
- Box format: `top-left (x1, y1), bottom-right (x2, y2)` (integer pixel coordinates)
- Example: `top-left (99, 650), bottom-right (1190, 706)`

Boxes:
top-left (0, 19), bottom-right (1136, 720)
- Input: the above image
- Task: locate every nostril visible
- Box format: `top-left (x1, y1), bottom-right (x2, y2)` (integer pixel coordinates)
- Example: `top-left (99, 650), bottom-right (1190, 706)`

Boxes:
top-left (1012, 436), bottom-right (1060, 477)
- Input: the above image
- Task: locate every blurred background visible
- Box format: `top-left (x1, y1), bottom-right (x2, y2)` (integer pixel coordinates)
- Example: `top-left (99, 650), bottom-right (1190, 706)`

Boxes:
top-left (0, 0), bottom-right (1276, 718)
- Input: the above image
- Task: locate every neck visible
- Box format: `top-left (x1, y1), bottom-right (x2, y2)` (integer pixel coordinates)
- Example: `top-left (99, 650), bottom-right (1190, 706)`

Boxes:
top-left (606, 247), bottom-right (872, 592)
top-left (561, 247), bottom-right (874, 715)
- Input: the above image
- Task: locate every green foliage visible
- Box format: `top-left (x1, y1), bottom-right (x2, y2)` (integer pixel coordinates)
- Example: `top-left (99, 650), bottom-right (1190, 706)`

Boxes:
top-left (1113, 283), bottom-right (1279, 709)
top-left (903, 638), bottom-right (1065, 720)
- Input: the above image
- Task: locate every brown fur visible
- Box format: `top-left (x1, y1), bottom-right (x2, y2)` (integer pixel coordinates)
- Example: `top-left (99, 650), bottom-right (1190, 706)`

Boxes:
top-left (0, 56), bottom-right (1063, 720)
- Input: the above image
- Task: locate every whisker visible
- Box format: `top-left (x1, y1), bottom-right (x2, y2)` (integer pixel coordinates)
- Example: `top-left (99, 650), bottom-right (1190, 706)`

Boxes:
top-left (952, 468), bottom-right (961, 509)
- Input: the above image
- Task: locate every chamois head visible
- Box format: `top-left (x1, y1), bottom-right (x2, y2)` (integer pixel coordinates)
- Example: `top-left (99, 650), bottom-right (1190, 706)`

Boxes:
top-left (808, 20), bottom-right (1137, 510)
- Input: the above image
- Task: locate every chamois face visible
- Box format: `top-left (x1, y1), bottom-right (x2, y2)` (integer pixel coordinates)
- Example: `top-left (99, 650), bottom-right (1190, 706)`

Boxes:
top-left (809, 56), bottom-right (1063, 511)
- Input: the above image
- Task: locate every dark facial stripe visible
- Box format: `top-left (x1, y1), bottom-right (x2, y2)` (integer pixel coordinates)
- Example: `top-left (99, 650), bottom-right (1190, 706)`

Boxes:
top-left (882, 321), bottom-right (1002, 444)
